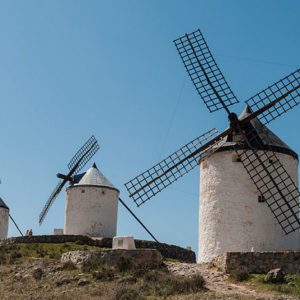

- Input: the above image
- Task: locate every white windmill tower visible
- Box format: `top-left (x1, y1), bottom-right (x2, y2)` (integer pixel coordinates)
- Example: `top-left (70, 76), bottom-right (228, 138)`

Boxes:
top-left (64, 163), bottom-right (119, 237)
top-left (198, 106), bottom-right (299, 262)
top-left (0, 198), bottom-right (9, 239)
top-left (124, 29), bottom-right (300, 262)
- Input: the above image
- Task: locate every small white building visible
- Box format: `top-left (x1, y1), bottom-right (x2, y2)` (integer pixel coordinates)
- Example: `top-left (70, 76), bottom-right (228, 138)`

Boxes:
top-left (0, 198), bottom-right (9, 240)
top-left (198, 106), bottom-right (299, 263)
top-left (64, 163), bottom-right (119, 238)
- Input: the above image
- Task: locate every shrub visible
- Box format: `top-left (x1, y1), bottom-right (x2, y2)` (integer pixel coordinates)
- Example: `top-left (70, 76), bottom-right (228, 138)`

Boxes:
top-left (0, 254), bottom-right (6, 264)
top-left (230, 271), bottom-right (249, 282)
top-left (75, 240), bottom-right (84, 245)
top-left (81, 260), bottom-right (101, 273)
top-left (10, 251), bottom-right (22, 259)
top-left (36, 246), bottom-right (48, 258)
top-left (176, 274), bottom-right (206, 293)
top-left (115, 285), bottom-right (145, 300)
top-left (93, 267), bottom-right (114, 281)
top-left (132, 265), bottom-right (149, 278)
top-left (273, 285), bottom-right (293, 294)
top-left (32, 268), bottom-right (43, 280)
top-left (62, 261), bottom-right (77, 270)
top-left (140, 269), bottom-right (206, 297)
top-left (116, 256), bottom-right (133, 273)
top-left (62, 243), bottom-right (71, 250)
top-left (49, 252), bottom-right (60, 259)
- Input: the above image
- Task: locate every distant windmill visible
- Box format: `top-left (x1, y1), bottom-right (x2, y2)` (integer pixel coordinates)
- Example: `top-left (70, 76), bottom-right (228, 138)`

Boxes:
top-left (39, 135), bottom-right (99, 225)
top-left (0, 180), bottom-right (23, 238)
top-left (125, 29), bottom-right (300, 262)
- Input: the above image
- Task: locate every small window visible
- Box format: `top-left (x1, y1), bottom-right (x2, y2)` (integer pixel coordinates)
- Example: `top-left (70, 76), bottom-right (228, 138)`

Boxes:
top-left (232, 154), bottom-right (241, 162)
top-left (118, 239), bottom-right (123, 247)
top-left (258, 195), bottom-right (266, 203)
top-left (81, 190), bottom-right (85, 193)
top-left (202, 160), bottom-right (208, 169)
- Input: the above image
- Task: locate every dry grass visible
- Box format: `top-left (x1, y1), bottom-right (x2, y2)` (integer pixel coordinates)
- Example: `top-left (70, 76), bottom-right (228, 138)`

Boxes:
top-left (229, 271), bottom-right (250, 282)
top-left (0, 242), bottom-right (207, 300)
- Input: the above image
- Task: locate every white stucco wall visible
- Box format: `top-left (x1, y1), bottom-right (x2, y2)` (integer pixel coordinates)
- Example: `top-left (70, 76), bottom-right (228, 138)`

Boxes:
top-left (198, 150), bottom-right (299, 263)
top-left (0, 208), bottom-right (9, 240)
top-left (64, 186), bottom-right (119, 238)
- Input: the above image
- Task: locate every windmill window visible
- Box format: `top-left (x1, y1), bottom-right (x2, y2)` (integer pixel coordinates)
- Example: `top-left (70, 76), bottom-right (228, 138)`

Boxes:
top-left (81, 190), bottom-right (85, 193)
top-left (258, 195), bottom-right (266, 203)
top-left (232, 154), bottom-right (241, 162)
top-left (102, 191), bottom-right (106, 195)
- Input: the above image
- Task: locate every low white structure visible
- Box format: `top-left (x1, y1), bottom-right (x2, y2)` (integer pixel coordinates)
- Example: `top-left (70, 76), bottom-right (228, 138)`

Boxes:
top-left (64, 163), bottom-right (119, 238)
top-left (198, 106), bottom-right (299, 263)
top-left (53, 229), bottom-right (64, 235)
top-left (113, 236), bottom-right (136, 250)
top-left (0, 198), bottom-right (9, 240)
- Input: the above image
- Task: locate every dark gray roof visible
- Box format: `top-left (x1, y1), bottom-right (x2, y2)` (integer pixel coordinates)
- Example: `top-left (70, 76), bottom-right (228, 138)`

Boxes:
top-left (0, 198), bottom-right (9, 209)
top-left (70, 163), bottom-right (119, 191)
top-left (216, 105), bottom-right (298, 160)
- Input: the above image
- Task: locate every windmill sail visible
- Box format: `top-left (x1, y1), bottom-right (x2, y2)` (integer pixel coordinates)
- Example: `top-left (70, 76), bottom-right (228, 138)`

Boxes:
top-left (174, 29), bottom-right (239, 114)
top-left (234, 126), bottom-right (300, 234)
top-left (39, 135), bottom-right (99, 225)
top-left (245, 69), bottom-right (300, 125)
top-left (67, 135), bottom-right (99, 175)
top-left (39, 180), bottom-right (64, 224)
top-left (127, 27), bottom-right (300, 237)
top-left (125, 128), bottom-right (230, 206)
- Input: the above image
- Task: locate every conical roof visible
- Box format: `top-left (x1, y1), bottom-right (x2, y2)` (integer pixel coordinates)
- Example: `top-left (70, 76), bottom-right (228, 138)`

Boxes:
top-left (215, 105), bottom-right (298, 159)
top-left (73, 163), bottom-right (118, 190)
top-left (0, 198), bottom-right (9, 210)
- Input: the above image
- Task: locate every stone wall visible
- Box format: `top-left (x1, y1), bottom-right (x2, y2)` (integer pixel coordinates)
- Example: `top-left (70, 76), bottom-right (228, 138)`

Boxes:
top-left (212, 251), bottom-right (300, 274)
top-left (61, 249), bottom-right (163, 268)
top-left (0, 235), bottom-right (196, 263)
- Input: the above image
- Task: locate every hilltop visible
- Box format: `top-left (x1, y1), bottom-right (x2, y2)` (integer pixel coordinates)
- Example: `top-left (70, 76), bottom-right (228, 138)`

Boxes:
top-left (0, 242), bottom-right (300, 299)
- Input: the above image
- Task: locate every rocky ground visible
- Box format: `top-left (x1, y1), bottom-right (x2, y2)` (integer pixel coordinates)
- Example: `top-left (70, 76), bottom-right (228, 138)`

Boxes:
top-left (165, 261), bottom-right (300, 299)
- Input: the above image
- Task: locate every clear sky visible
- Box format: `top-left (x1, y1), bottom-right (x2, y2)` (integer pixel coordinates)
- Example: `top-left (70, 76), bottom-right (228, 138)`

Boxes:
top-left (0, 1), bottom-right (299, 255)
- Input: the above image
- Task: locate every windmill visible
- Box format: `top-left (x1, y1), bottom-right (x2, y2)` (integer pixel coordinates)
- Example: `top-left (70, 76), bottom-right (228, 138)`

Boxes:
top-left (125, 29), bottom-right (300, 262)
top-left (39, 135), bottom-right (99, 225)
top-left (39, 135), bottom-right (160, 242)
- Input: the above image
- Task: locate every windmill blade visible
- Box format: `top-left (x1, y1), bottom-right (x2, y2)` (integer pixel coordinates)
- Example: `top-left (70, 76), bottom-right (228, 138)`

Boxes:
top-left (125, 128), bottom-right (230, 207)
top-left (67, 135), bottom-right (99, 175)
top-left (39, 180), bottom-right (64, 225)
top-left (174, 29), bottom-right (239, 114)
top-left (234, 128), bottom-right (300, 234)
top-left (39, 135), bottom-right (99, 225)
top-left (245, 69), bottom-right (300, 125)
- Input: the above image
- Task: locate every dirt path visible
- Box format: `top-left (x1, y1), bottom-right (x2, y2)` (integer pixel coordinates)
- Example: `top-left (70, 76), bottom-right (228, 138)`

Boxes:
top-left (165, 261), bottom-right (300, 300)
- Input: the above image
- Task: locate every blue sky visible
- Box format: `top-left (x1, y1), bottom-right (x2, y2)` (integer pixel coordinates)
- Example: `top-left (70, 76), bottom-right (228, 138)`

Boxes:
top-left (0, 1), bottom-right (299, 254)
